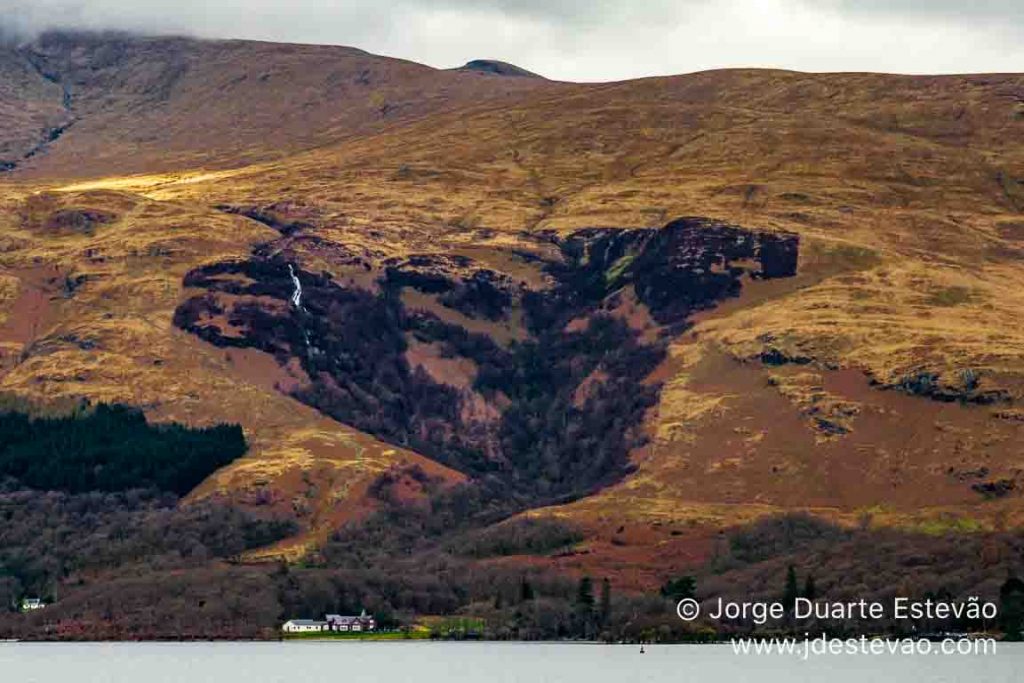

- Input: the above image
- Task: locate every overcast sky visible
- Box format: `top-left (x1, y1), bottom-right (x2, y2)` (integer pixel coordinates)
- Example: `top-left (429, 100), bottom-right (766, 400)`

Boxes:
top-left (3, 0), bottom-right (1022, 81)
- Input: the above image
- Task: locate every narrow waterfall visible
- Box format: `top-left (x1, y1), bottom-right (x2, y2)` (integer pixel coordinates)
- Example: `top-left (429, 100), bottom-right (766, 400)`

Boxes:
top-left (288, 264), bottom-right (303, 309)
top-left (288, 263), bottom-right (312, 351)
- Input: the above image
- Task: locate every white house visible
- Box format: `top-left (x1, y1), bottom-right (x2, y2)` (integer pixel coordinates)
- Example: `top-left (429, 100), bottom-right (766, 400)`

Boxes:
top-left (283, 610), bottom-right (376, 634)
top-left (281, 619), bottom-right (327, 633)
top-left (20, 598), bottom-right (46, 611)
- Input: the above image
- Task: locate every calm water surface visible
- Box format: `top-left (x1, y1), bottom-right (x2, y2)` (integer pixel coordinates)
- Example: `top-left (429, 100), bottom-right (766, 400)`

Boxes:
top-left (1, 641), bottom-right (1021, 682)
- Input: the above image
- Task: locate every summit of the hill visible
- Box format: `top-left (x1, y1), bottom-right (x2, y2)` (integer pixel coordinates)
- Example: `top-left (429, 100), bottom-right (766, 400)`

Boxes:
top-left (458, 59), bottom-right (544, 79)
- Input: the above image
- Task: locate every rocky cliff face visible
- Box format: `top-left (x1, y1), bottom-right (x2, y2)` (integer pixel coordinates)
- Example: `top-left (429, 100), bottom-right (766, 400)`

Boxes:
top-left (174, 217), bottom-right (799, 502)
top-left (0, 42), bottom-right (70, 170)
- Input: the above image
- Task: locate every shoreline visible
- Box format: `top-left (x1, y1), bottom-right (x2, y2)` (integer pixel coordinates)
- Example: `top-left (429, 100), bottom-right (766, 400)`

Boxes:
top-left (2, 634), bottom-right (1003, 645)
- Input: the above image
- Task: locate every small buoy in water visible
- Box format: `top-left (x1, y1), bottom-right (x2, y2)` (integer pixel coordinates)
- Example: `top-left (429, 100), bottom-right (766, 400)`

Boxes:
top-left (640, 645), bottom-right (645, 654)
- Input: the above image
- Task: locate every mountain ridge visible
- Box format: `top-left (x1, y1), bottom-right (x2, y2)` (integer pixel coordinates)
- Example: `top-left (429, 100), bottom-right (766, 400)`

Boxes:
top-left (0, 30), bottom-right (559, 178)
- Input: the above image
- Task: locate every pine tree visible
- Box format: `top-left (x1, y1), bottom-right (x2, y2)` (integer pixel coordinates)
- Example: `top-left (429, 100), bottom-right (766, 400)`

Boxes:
top-left (783, 565), bottom-right (799, 611)
top-left (803, 574), bottom-right (817, 602)
top-left (660, 576), bottom-right (696, 601)
top-left (999, 576), bottom-right (1024, 641)
top-left (599, 578), bottom-right (612, 626)
top-left (519, 576), bottom-right (534, 602)
top-left (575, 576), bottom-right (595, 638)
top-left (576, 576), bottom-right (595, 609)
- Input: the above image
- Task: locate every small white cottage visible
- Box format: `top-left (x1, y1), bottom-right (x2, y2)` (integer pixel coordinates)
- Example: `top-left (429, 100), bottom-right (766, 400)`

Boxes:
top-left (20, 598), bottom-right (46, 611)
top-left (281, 619), bottom-right (327, 633)
top-left (282, 609), bottom-right (376, 634)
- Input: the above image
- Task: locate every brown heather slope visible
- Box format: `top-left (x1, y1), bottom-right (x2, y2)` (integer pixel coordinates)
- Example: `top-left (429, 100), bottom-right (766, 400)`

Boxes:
top-left (2, 34), bottom-right (1024, 584)
top-left (1, 31), bottom-right (556, 178)
top-left (0, 185), bottom-right (462, 559)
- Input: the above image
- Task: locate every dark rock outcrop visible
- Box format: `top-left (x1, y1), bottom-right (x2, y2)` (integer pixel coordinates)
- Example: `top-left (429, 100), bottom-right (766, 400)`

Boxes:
top-left (872, 369), bottom-right (1011, 405)
top-left (459, 60), bottom-right (543, 79)
top-left (174, 216), bottom-right (800, 503)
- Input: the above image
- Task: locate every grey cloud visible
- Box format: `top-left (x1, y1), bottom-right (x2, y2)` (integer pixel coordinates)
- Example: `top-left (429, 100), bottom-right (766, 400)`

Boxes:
top-left (422, 0), bottom-right (686, 25)
top-left (1, 0), bottom-right (686, 39)
top-left (828, 0), bottom-right (1024, 39)
top-left (0, 0), bottom-right (1021, 80)
top-left (833, 0), bottom-right (1024, 22)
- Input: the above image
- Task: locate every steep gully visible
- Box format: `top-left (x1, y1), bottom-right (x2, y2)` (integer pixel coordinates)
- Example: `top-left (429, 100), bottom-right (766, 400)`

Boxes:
top-left (1, 49), bottom-right (77, 173)
top-left (174, 217), bottom-right (799, 506)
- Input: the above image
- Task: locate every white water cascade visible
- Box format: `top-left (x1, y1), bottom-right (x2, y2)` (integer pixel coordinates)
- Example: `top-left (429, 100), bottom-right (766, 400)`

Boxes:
top-left (288, 263), bottom-right (312, 352)
top-left (288, 264), bottom-right (303, 309)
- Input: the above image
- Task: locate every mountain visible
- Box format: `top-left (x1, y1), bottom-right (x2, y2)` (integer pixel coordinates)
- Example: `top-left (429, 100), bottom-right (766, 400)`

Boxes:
top-left (1, 31), bottom-right (554, 178)
top-left (1, 31), bottom-right (1023, 637)
top-left (458, 59), bottom-right (544, 78)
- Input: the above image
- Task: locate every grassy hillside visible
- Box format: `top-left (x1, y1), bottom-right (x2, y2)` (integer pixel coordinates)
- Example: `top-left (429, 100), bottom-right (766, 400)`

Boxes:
top-left (1, 32), bottom-right (1023, 596)
top-left (2, 31), bottom-right (555, 178)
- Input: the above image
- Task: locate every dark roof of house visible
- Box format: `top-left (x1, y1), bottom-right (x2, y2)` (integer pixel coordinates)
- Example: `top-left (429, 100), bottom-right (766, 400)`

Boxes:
top-left (287, 619), bottom-right (326, 626)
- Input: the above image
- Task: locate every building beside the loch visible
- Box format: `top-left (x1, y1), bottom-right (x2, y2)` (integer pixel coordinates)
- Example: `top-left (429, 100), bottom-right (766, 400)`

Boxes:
top-left (20, 598), bottom-right (46, 612)
top-left (281, 619), bottom-right (327, 633)
top-left (282, 609), bottom-right (377, 634)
